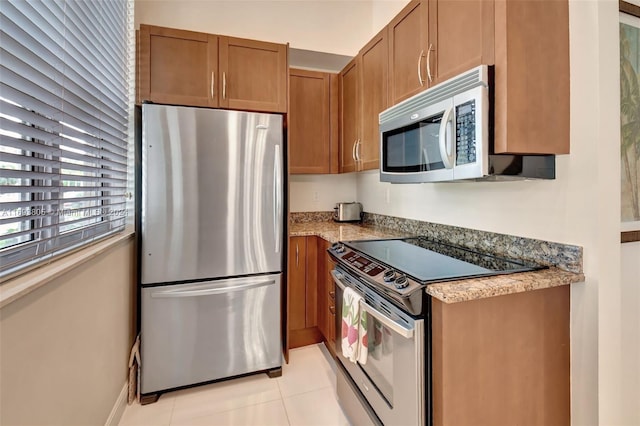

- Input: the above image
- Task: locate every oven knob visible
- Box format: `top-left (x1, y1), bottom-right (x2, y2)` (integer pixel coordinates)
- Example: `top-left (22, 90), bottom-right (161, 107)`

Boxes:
top-left (383, 269), bottom-right (396, 282)
top-left (394, 275), bottom-right (409, 289)
top-left (332, 242), bottom-right (345, 253)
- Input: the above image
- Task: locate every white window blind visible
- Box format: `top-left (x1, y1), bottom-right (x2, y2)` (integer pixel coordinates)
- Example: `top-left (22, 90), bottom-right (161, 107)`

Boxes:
top-left (0, 0), bottom-right (133, 278)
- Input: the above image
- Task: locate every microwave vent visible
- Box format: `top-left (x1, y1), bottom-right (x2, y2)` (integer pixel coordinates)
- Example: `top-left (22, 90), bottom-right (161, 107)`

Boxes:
top-left (380, 65), bottom-right (488, 124)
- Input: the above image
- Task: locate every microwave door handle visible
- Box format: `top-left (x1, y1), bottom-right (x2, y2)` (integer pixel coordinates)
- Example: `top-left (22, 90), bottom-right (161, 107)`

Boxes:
top-left (438, 106), bottom-right (454, 169)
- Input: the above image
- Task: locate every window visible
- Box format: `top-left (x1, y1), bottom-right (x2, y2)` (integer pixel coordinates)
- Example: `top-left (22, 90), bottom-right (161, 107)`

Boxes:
top-left (0, 0), bottom-right (133, 278)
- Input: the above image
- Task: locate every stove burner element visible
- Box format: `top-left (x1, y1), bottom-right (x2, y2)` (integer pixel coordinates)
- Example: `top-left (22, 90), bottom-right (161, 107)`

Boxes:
top-left (383, 269), bottom-right (396, 282)
top-left (394, 275), bottom-right (409, 289)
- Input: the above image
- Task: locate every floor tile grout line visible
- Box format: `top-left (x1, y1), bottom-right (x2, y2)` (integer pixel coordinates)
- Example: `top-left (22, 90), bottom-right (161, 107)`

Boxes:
top-left (167, 381), bottom-right (283, 424)
top-left (168, 398), bottom-right (289, 426)
top-left (275, 366), bottom-right (293, 425)
top-left (281, 384), bottom-right (333, 402)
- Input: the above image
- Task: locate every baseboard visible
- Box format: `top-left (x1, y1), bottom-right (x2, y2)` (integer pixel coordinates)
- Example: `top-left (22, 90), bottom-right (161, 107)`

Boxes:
top-left (105, 382), bottom-right (128, 426)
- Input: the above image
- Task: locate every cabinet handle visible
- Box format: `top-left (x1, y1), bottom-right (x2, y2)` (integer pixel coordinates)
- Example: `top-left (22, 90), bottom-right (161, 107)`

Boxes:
top-left (417, 49), bottom-right (425, 86)
top-left (355, 139), bottom-right (361, 162)
top-left (426, 44), bottom-right (433, 83)
top-left (211, 71), bottom-right (215, 98)
top-left (329, 306), bottom-right (335, 315)
top-left (329, 291), bottom-right (335, 300)
top-left (223, 72), bottom-right (227, 100)
top-left (295, 243), bottom-right (299, 267)
top-left (352, 140), bottom-right (357, 161)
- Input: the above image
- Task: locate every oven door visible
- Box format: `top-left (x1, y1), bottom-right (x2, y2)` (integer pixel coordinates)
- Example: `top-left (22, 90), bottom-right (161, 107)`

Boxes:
top-left (332, 270), bottom-right (426, 426)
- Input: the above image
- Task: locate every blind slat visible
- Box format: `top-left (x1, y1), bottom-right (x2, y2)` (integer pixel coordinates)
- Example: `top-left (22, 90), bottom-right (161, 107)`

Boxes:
top-left (0, 185), bottom-right (126, 194)
top-left (0, 0), bottom-right (132, 277)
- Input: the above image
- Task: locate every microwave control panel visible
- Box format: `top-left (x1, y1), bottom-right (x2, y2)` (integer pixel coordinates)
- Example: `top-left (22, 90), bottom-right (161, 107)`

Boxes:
top-left (455, 100), bottom-right (477, 165)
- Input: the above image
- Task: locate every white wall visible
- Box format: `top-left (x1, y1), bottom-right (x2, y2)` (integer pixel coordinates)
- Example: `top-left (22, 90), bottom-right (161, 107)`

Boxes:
top-left (621, 242), bottom-right (640, 424)
top-left (289, 173), bottom-right (358, 212)
top-left (0, 239), bottom-right (136, 425)
top-left (371, 0), bottom-right (409, 34)
top-left (135, 0), bottom-right (374, 56)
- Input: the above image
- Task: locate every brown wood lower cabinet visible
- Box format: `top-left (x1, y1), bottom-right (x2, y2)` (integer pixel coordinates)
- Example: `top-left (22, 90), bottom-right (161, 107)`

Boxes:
top-left (286, 236), bottom-right (336, 355)
top-left (287, 236), bottom-right (322, 349)
top-left (431, 285), bottom-right (570, 426)
top-left (317, 238), bottom-right (337, 356)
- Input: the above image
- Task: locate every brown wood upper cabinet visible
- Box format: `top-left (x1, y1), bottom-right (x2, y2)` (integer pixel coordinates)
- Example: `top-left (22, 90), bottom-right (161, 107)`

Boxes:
top-left (339, 28), bottom-right (388, 173)
top-left (492, 0), bottom-right (569, 154)
top-left (388, 0), bottom-right (429, 105)
top-left (138, 25), bottom-right (287, 113)
top-left (289, 69), bottom-right (339, 174)
top-left (339, 58), bottom-right (359, 173)
top-left (384, 0), bottom-right (568, 154)
top-left (359, 28), bottom-right (389, 171)
top-left (138, 25), bottom-right (218, 108)
top-left (219, 37), bottom-right (287, 113)
top-left (427, 0), bottom-right (494, 85)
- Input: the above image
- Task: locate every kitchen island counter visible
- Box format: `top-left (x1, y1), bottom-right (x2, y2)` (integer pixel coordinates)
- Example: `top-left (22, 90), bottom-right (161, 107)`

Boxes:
top-left (290, 219), bottom-right (584, 304)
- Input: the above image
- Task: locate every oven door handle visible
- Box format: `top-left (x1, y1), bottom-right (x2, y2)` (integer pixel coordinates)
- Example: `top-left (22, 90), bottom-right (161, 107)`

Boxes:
top-left (359, 301), bottom-right (414, 340)
top-left (331, 269), bottom-right (347, 291)
top-left (331, 270), bottom-right (415, 340)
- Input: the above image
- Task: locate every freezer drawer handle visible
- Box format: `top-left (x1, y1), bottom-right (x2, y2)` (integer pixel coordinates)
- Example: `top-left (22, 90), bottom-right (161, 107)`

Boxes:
top-left (150, 279), bottom-right (276, 298)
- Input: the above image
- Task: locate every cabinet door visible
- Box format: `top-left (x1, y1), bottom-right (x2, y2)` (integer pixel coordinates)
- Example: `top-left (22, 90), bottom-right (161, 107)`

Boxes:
top-left (359, 28), bottom-right (389, 171)
top-left (219, 36), bottom-right (287, 113)
top-left (428, 0), bottom-right (494, 85)
top-left (326, 256), bottom-right (337, 354)
top-left (288, 236), bottom-right (307, 331)
top-left (493, 0), bottom-right (569, 154)
top-left (138, 25), bottom-right (218, 108)
top-left (339, 58), bottom-right (359, 173)
top-left (289, 69), bottom-right (334, 174)
top-left (305, 236), bottom-right (318, 328)
top-left (317, 239), bottom-right (329, 340)
top-left (388, 0), bottom-right (429, 105)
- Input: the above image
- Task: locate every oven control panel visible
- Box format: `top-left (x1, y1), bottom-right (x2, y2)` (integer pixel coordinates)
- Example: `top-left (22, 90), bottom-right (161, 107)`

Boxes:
top-left (329, 243), bottom-right (421, 295)
top-left (342, 251), bottom-right (386, 277)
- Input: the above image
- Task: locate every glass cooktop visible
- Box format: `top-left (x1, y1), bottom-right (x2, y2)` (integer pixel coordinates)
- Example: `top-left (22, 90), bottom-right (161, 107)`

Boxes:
top-left (344, 237), bottom-right (544, 283)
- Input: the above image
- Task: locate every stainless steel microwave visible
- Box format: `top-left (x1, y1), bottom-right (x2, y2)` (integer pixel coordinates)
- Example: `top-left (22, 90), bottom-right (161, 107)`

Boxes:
top-left (379, 65), bottom-right (555, 183)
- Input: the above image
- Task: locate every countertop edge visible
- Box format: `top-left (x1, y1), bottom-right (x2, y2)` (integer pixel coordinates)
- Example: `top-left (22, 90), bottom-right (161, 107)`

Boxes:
top-left (290, 222), bottom-right (585, 304)
top-left (425, 268), bottom-right (585, 304)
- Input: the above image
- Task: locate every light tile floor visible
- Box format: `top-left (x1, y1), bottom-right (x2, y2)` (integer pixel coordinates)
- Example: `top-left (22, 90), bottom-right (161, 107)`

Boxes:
top-left (119, 344), bottom-right (350, 426)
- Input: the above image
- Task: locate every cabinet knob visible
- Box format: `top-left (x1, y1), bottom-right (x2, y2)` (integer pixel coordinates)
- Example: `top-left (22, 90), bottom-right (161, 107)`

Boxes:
top-left (329, 291), bottom-right (335, 300)
top-left (329, 306), bottom-right (335, 315)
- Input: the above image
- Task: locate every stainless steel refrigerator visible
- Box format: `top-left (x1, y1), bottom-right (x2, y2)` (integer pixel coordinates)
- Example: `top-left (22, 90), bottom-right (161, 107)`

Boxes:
top-left (139, 104), bottom-right (283, 400)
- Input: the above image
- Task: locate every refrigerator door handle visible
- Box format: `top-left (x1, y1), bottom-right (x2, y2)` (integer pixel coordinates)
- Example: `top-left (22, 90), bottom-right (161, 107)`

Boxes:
top-left (150, 279), bottom-right (276, 298)
top-left (274, 144), bottom-right (282, 254)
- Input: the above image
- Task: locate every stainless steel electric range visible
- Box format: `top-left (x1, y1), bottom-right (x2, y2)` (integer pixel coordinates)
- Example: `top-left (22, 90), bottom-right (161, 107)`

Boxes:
top-left (328, 237), bottom-right (545, 426)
